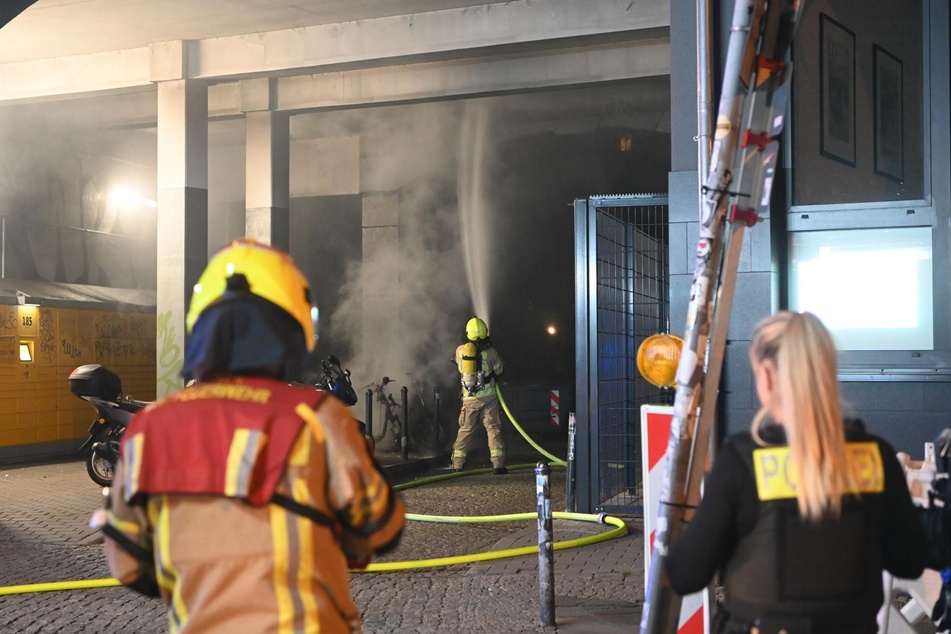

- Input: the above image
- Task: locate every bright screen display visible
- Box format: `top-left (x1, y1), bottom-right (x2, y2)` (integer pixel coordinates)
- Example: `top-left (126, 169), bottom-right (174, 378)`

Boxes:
top-left (789, 227), bottom-right (933, 350)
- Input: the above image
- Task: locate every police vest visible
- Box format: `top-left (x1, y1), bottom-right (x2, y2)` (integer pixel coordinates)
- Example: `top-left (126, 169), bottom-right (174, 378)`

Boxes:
top-left (722, 431), bottom-right (888, 630)
top-left (121, 377), bottom-right (325, 506)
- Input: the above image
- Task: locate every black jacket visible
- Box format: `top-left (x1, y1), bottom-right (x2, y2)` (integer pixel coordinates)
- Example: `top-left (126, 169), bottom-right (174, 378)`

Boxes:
top-left (666, 421), bottom-right (927, 633)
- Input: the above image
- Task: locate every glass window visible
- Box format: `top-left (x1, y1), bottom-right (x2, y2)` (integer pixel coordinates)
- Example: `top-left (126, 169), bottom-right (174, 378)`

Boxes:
top-left (791, 0), bottom-right (924, 205)
top-left (789, 227), bottom-right (933, 351)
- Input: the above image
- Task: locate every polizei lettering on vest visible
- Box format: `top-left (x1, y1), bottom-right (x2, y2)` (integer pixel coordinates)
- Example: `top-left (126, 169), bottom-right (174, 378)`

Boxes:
top-left (753, 442), bottom-right (885, 501)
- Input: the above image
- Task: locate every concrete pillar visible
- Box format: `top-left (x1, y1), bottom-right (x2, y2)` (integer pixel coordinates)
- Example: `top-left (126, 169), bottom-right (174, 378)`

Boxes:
top-left (668, 0), bottom-right (702, 333)
top-left (152, 41), bottom-right (208, 397)
top-left (242, 78), bottom-right (290, 250)
top-left (362, 193), bottom-right (401, 378)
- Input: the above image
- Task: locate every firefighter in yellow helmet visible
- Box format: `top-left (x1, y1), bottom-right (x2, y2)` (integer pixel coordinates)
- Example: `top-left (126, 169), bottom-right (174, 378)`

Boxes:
top-left (451, 316), bottom-right (507, 474)
top-left (95, 239), bottom-right (405, 633)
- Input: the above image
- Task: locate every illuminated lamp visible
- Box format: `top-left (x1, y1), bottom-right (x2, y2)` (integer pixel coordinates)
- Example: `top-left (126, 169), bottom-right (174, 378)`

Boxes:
top-left (636, 333), bottom-right (684, 388)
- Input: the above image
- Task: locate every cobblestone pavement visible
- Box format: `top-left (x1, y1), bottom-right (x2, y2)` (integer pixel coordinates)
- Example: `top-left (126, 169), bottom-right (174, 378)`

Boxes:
top-left (0, 453), bottom-right (645, 633)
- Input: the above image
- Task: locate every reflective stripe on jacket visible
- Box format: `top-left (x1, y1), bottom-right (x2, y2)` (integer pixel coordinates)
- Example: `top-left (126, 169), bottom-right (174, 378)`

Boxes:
top-left (103, 377), bottom-right (405, 633)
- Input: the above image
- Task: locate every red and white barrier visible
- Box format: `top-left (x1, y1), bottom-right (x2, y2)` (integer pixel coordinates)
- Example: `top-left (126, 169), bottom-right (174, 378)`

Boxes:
top-left (641, 404), bottom-right (709, 634)
top-left (550, 390), bottom-right (560, 426)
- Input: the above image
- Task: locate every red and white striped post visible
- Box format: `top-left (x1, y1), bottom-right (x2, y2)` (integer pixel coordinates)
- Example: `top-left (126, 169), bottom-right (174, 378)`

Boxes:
top-left (550, 390), bottom-right (560, 426)
top-left (641, 405), bottom-right (709, 634)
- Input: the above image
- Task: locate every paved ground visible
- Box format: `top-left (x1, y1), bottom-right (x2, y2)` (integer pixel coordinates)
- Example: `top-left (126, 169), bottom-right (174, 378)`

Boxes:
top-left (0, 442), bottom-right (646, 633)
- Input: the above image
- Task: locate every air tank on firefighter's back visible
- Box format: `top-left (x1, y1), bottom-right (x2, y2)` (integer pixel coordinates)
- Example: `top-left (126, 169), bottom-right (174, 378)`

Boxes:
top-left (459, 341), bottom-right (482, 396)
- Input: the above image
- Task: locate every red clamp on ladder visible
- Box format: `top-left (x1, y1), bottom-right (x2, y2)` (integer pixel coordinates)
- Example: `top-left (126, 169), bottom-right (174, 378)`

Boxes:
top-left (758, 56), bottom-right (786, 73)
top-left (730, 205), bottom-right (760, 227)
top-left (741, 129), bottom-right (770, 150)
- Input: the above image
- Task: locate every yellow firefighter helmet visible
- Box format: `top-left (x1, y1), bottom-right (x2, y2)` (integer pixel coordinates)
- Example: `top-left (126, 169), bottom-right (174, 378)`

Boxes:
top-left (186, 239), bottom-right (318, 351)
top-left (466, 316), bottom-right (488, 341)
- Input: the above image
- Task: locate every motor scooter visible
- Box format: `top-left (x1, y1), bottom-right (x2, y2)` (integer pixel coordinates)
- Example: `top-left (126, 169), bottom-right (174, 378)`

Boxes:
top-left (314, 355), bottom-right (358, 406)
top-left (312, 355), bottom-right (374, 453)
top-left (72, 357), bottom-right (369, 487)
top-left (70, 364), bottom-right (149, 487)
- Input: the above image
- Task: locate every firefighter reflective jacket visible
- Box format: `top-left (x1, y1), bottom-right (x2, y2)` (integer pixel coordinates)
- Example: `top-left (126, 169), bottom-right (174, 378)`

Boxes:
top-left (102, 376), bottom-right (405, 633)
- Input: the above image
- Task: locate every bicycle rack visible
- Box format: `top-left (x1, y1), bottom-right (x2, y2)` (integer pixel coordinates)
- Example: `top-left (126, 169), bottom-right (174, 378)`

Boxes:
top-left (364, 388), bottom-right (373, 442)
top-left (401, 385), bottom-right (409, 460)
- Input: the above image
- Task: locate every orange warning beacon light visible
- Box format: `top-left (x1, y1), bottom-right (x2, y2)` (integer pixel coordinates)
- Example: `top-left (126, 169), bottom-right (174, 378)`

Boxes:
top-left (636, 333), bottom-right (684, 389)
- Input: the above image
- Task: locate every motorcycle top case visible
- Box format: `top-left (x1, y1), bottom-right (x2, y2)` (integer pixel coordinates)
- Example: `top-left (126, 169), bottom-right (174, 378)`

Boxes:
top-left (69, 364), bottom-right (122, 400)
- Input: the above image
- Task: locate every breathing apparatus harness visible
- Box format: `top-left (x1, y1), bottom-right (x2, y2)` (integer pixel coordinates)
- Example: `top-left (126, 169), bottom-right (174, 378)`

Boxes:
top-left (460, 337), bottom-right (496, 397)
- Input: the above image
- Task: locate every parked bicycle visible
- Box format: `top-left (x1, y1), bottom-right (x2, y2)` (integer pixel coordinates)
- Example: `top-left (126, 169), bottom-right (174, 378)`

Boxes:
top-left (362, 375), bottom-right (446, 453)
top-left (365, 376), bottom-right (403, 452)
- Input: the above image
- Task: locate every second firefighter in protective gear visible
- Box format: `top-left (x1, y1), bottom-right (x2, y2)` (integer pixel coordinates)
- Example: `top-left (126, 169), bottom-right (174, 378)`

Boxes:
top-left (95, 239), bottom-right (405, 633)
top-left (451, 317), bottom-right (507, 474)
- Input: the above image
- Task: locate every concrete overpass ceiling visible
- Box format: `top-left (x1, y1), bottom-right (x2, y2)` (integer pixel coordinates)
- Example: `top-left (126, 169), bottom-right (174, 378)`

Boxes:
top-left (286, 77), bottom-right (671, 143)
top-left (0, 77), bottom-right (671, 182)
top-left (0, 0), bottom-right (501, 64)
top-left (0, 0), bottom-right (671, 192)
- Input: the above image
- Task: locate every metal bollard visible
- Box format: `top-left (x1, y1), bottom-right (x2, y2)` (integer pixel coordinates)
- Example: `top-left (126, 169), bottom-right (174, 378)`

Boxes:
top-left (401, 385), bottom-right (409, 460)
top-left (566, 413), bottom-right (577, 513)
top-left (536, 461), bottom-right (555, 626)
top-left (433, 386), bottom-right (441, 445)
top-left (364, 388), bottom-right (373, 441)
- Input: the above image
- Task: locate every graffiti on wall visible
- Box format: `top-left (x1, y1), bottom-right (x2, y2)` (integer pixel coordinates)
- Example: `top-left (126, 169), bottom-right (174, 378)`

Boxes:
top-left (91, 311), bottom-right (155, 368)
top-left (0, 308), bottom-right (16, 332)
top-left (157, 310), bottom-right (182, 397)
top-left (39, 308), bottom-right (56, 364)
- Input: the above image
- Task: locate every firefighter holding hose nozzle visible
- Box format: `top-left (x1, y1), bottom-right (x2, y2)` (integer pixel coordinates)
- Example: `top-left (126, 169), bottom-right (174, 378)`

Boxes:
top-left (450, 316), bottom-right (507, 475)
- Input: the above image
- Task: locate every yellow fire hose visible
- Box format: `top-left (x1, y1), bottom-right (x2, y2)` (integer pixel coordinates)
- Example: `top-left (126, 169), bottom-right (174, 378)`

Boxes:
top-left (0, 399), bottom-right (625, 595)
top-left (0, 578), bottom-right (122, 595)
top-left (496, 385), bottom-right (567, 466)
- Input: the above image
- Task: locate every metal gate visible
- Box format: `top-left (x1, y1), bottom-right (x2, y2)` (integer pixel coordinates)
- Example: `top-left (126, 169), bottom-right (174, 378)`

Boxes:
top-left (573, 194), bottom-right (669, 514)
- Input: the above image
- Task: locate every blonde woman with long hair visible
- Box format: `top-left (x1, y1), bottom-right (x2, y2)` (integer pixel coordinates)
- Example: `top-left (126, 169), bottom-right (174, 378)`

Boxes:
top-left (665, 311), bottom-right (926, 634)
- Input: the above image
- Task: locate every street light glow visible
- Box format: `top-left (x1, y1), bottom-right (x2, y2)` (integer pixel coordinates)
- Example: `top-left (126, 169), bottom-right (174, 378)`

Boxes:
top-left (108, 188), bottom-right (156, 209)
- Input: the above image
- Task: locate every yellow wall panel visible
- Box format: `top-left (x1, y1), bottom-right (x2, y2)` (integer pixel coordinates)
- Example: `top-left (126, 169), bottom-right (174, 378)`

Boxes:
top-left (4, 306), bottom-right (156, 449)
top-left (17, 392), bottom-right (38, 413)
top-left (58, 424), bottom-right (82, 441)
top-left (17, 411), bottom-right (37, 429)
top-left (0, 334), bottom-right (17, 368)
top-left (57, 395), bottom-right (78, 411)
top-left (36, 425), bottom-right (57, 443)
top-left (0, 412), bottom-right (16, 431)
top-left (30, 364), bottom-right (58, 378)
top-left (58, 409), bottom-right (82, 426)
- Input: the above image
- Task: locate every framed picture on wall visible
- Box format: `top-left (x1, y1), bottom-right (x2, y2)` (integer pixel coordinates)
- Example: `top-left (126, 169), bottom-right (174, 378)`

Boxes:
top-left (873, 45), bottom-right (904, 182)
top-left (819, 13), bottom-right (856, 167)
